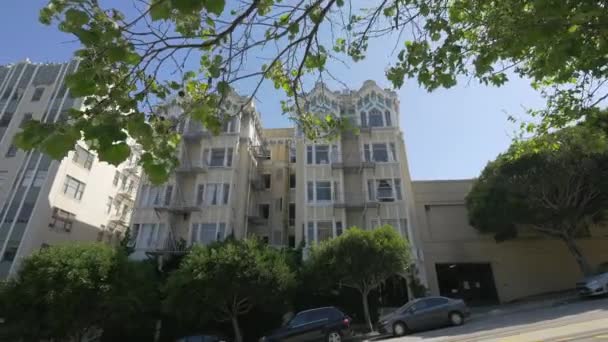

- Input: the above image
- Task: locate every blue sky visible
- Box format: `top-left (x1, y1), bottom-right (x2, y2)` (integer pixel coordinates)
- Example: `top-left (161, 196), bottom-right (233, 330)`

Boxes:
top-left (0, 1), bottom-right (546, 180)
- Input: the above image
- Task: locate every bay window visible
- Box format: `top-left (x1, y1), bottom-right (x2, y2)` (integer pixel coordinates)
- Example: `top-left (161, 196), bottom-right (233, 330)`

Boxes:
top-left (190, 222), bottom-right (226, 245)
top-left (306, 145), bottom-right (339, 165)
top-left (363, 142), bottom-right (397, 162)
top-left (201, 183), bottom-right (230, 205)
top-left (305, 220), bottom-right (344, 245)
top-left (360, 108), bottom-right (393, 128)
top-left (367, 179), bottom-right (403, 201)
top-left (204, 147), bottom-right (233, 167)
top-left (307, 181), bottom-right (339, 202)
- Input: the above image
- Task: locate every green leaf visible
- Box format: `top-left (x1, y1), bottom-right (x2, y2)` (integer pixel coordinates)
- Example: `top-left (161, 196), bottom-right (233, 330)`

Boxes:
top-left (171, 0), bottom-right (205, 13)
top-left (107, 46), bottom-right (128, 63)
top-left (204, 0), bottom-right (226, 15)
top-left (150, 0), bottom-right (171, 21)
top-left (217, 81), bottom-right (229, 95)
top-left (98, 142), bottom-right (131, 166)
top-left (65, 73), bottom-right (97, 97)
top-left (41, 129), bottom-right (80, 159)
top-left (65, 9), bottom-right (89, 27)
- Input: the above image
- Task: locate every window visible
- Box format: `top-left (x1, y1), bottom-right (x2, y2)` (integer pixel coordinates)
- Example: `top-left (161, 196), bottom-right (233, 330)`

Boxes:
top-left (164, 185), bottom-right (173, 206)
top-left (136, 223), bottom-right (164, 249)
top-left (5, 144), bottom-right (17, 157)
top-left (306, 222), bottom-right (315, 246)
top-left (385, 110), bottom-right (392, 126)
top-left (63, 175), bottom-right (85, 200)
top-left (0, 112), bottom-right (13, 127)
top-left (307, 181), bottom-right (337, 202)
top-left (412, 300), bottom-right (428, 312)
top-left (390, 143), bottom-right (397, 161)
top-left (222, 117), bottom-right (238, 133)
top-left (202, 183), bottom-right (230, 205)
top-left (196, 184), bottom-right (205, 205)
top-left (372, 143), bottom-right (388, 162)
top-left (317, 221), bottom-right (333, 242)
top-left (206, 148), bottom-right (233, 167)
top-left (191, 222), bottom-right (226, 245)
top-left (306, 145), bottom-right (338, 165)
top-left (369, 108), bottom-right (384, 127)
top-left (360, 111), bottom-right (368, 127)
top-left (367, 179), bottom-right (402, 201)
top-left (106, 196), bottom-right (113, 213)
top-left (31, 87), bottom-right (44, 101)
top-left (426, 297), bottom-right (449, 308)
top-left (50, 207), bottom-right (75, 232)
top-left (336, 221), bottom-right (343, 236)
top-left (315, 145), bottom-right (329, 164)
top-left (260, 204), bottom-right (270, 219)
top-left (261, 173), bottom-right (272, 190)
top-left (72, 145), bottom-right (94, 169)
top-left (290, 174), bottom-right (296, 189)
top-left (113, 171), bottom-right (120, 186)
top-left (289, 145), bottom-right (296, 162)
top-left (289, 203), bottom-right (295, 226)
top-left (316, 181), bottom-right (331, 201)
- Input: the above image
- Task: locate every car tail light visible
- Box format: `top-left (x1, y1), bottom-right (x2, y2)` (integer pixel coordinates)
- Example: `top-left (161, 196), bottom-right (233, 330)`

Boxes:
top-left (343, 317), bottom-right (351, 327)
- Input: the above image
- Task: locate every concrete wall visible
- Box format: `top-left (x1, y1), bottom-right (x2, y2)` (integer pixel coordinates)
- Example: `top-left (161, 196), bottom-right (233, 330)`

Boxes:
top-left (413, 179), bottom-right (608, 303)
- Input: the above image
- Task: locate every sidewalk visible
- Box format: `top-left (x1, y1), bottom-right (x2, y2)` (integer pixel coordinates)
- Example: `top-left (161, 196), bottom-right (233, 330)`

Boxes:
top-left (469, 290), bottom-right (580, 321)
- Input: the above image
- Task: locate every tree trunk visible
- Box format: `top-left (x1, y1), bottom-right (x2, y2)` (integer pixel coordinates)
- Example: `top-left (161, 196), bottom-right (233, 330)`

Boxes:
top-left (562, 236), bottom-right (593, 276)
top-left (231, 315), bottom-right (243, 342)
top-left (361, 290), bottom-right (374, 332)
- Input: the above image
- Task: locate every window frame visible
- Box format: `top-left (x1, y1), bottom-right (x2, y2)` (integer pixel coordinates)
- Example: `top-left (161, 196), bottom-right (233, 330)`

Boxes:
top-left (63, 175), bottom-right (86, 200)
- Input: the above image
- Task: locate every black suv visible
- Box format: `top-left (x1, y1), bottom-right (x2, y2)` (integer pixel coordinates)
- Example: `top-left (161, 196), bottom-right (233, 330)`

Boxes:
top-left (261, 307), bottom-right (353, 342)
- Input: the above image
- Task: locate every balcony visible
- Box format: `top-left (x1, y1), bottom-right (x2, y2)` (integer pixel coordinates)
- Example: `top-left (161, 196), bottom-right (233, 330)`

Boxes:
top-left (175, 161), bottom-right (207, 174)
top-left (182, 121), bottom-right (211, 141)
top-left (108, 212), bottom-right (129, 226)
top-left (153, 201), bottom-right (201, 214)
top-left (115, 186), bottom-right (136, 201)
top-left (330, 152), bottom-right (375, 170)
top-left (333, 193), bottom-right (379, 210)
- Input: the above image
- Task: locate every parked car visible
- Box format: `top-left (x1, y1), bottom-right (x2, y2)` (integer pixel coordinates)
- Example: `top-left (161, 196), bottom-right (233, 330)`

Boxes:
top-left (378, 296), bottom-right (470, 337)
top-left (260, 306), bottom-right (354, 342)
top-left (576, 271), bottom-right (608, 297)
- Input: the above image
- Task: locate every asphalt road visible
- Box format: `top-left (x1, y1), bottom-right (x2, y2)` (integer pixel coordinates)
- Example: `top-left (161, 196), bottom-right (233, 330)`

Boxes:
top-left (377, 297), bottom-right (608, 342)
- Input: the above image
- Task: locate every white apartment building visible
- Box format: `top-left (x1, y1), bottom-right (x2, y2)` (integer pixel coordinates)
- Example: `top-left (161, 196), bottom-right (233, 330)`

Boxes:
top-left (0, 60), bottom-right (141, 278)
top-left (129, 81), bottom-right (425, 284)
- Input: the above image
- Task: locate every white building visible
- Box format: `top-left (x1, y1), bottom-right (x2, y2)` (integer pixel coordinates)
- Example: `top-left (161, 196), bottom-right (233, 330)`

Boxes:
top-left (0, 60), bottom-right (141, 278)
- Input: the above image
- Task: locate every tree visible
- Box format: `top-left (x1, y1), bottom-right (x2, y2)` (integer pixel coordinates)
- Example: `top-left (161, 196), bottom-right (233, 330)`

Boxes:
top-left (307, 226), bottom-right (411, 332)
top-left (164, 239), bottom-right (295, 342)
top-left (0, 244), bottom-right (160, 342)
top-left (19, 0), bottom-right (607, 183)
top-left (466, 123), bottom-right (608, 276)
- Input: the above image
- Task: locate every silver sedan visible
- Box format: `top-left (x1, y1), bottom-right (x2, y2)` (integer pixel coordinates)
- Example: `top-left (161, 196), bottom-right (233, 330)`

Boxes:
top-left (378, 296), bottom-right (470, 337)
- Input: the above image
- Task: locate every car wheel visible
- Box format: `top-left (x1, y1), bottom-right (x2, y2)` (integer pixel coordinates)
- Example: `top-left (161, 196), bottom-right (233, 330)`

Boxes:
top-left (449, 311), bottom-right (464, 326)
top-left (393, 321), bottom-right (408, 337)
top-left (326, 331), bottom-right (341, 342)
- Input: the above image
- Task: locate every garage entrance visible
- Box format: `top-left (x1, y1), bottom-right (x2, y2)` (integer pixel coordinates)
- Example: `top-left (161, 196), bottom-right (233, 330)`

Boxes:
top-left (435, 263), bottom-right (499, 306)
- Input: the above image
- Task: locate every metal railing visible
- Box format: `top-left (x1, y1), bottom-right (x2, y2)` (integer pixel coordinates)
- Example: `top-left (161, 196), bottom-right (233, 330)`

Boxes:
top-left (333, 192), bottom-right (380, 209)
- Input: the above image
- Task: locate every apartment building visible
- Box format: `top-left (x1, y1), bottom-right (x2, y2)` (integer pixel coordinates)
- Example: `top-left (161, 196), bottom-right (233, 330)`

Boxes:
top-left (129, 81), bottom-right (424, 283)
top-left (0, 60), bottom-right (141, 278)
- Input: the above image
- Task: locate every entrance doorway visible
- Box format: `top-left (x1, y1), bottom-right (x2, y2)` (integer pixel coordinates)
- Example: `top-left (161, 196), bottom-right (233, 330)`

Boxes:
top-left (435, 263), bottom-right (499, 306)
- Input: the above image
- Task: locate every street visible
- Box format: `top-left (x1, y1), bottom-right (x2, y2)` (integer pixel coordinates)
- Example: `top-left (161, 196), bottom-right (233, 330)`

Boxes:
top-left (377, 297), bottom-right (608, 342)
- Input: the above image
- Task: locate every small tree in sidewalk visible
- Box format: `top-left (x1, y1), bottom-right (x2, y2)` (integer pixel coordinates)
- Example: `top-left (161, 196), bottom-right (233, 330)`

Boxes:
top-left (307, 226), bottom-right (411, 332)
top-left (164, 239), bottom-right (295, 342)
top-left (467, 123), bottom-right (608, 276)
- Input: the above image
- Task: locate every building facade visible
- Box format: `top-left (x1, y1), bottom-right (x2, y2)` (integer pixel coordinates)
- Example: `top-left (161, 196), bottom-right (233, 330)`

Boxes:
top-left (0, 60), bottom-right (141, 278)
top-left (129, 81), bottom-right (425, 279)
top-left (412, 179), bottom-right (608, 304)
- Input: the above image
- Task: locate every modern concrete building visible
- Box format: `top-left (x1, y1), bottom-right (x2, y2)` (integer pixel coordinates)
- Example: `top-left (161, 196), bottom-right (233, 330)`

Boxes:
top-left (412, 179), bottom-right (608, 304)
top-left (129, 81), bottom-right (424, 279)
top-left (0, 60), bottom-right (141, 278)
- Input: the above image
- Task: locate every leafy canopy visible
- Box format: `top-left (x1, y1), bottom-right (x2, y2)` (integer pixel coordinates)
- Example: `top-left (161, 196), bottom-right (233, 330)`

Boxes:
top-left (164, 239), bottom-right (294, 341)
top-left (22, 0), bottom-right (608, 183)
top-left (467, 121), bottom-right (608, 241)
top-left (309, 225), bottom-right (410, 292)
top-left (0, 244), bottom-right (159, 342)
